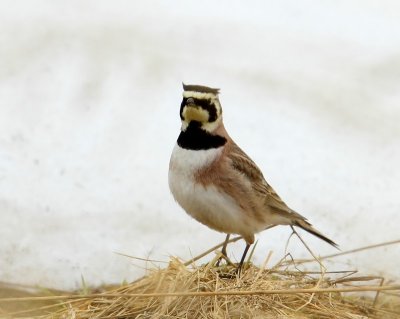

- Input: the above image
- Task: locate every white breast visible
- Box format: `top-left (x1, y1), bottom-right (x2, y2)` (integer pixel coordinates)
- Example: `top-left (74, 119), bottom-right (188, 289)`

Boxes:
top-left (168, 144), bottom-right (254, 236)
top-left (169, 143), bottom-right (223, 177)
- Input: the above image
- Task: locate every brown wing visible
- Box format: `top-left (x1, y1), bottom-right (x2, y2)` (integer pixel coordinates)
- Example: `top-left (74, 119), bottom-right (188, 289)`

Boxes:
top-left (228, 141), bottom-right (293, 214)
top-left (228, 141), bottom-right (338, 248)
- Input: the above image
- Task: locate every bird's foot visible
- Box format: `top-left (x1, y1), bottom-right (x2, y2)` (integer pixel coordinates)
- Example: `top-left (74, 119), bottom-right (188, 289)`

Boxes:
top-left (215, 251), bottom-right (234, 267)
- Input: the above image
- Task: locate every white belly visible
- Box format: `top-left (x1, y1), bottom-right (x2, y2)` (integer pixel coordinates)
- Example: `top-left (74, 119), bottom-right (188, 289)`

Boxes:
top-left (168, 144), bottom-right (252, 235)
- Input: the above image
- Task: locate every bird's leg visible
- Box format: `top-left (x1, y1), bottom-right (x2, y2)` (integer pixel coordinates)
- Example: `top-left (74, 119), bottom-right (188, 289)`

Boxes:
top-left (216, 234), bottom-right (230, 267)
top-left (236, 243), bottom-right (251, 275)
top-left (221, 233), bottom-right (230, 257)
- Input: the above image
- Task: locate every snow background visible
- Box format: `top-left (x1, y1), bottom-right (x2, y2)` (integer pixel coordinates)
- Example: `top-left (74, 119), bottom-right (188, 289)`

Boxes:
top-left (0, 0), bottom-right (399, 290)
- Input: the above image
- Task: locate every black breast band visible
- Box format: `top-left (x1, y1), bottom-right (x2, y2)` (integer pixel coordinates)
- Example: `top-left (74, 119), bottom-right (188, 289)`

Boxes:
top-left (177, 121), bottom-right (227, 150)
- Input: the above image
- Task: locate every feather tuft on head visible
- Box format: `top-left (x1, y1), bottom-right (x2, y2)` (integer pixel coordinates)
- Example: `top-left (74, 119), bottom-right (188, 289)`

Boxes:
top-left (182, 83), bottom-right (220, 95)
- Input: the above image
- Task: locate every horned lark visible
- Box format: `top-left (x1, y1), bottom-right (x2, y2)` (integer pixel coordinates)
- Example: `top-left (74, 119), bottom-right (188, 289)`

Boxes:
top-left (169, 84), bottom-right (337, 271)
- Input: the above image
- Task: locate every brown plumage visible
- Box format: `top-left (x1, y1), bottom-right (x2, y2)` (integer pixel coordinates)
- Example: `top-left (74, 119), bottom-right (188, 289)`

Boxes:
top-left (194, 123), bottom-right (337, 247)
top-left (182, 83), bottom-right (220, 94)
top-left (169, 84), bottom-right (337, 272)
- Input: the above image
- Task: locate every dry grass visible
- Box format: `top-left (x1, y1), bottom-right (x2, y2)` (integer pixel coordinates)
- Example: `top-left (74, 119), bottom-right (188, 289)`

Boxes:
top-left (1, 239), bottom-right (400, 319)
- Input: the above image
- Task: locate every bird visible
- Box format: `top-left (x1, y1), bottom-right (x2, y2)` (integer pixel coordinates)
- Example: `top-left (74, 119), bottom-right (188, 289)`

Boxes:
top-left (168, 83), bottom-right (337, 272)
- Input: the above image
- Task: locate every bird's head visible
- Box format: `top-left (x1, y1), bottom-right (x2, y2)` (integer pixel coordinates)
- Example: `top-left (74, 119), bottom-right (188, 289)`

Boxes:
top-left (180, 83), bottom-right (222, 132)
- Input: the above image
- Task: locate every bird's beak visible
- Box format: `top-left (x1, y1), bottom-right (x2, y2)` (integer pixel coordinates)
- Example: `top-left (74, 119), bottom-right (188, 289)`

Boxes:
top-left (183, 105), bottom-right (208, 122)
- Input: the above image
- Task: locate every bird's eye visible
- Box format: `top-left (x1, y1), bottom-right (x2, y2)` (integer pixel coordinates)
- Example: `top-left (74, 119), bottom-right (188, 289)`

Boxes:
top-left (186, 98), bottom-right (195, 105)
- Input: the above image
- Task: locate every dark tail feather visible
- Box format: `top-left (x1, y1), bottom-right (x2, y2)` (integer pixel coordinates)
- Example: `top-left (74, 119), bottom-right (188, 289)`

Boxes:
top-left (294, 219), bottom-right (339, 249)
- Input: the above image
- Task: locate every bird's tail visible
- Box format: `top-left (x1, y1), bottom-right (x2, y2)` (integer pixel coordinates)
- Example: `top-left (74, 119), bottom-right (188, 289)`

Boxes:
top-left (293, 218), bottom-right (338, 249)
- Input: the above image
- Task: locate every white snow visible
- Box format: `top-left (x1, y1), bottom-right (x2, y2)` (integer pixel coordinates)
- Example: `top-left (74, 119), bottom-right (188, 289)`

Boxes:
top-left (0, 0), bottom-right (399, 290)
